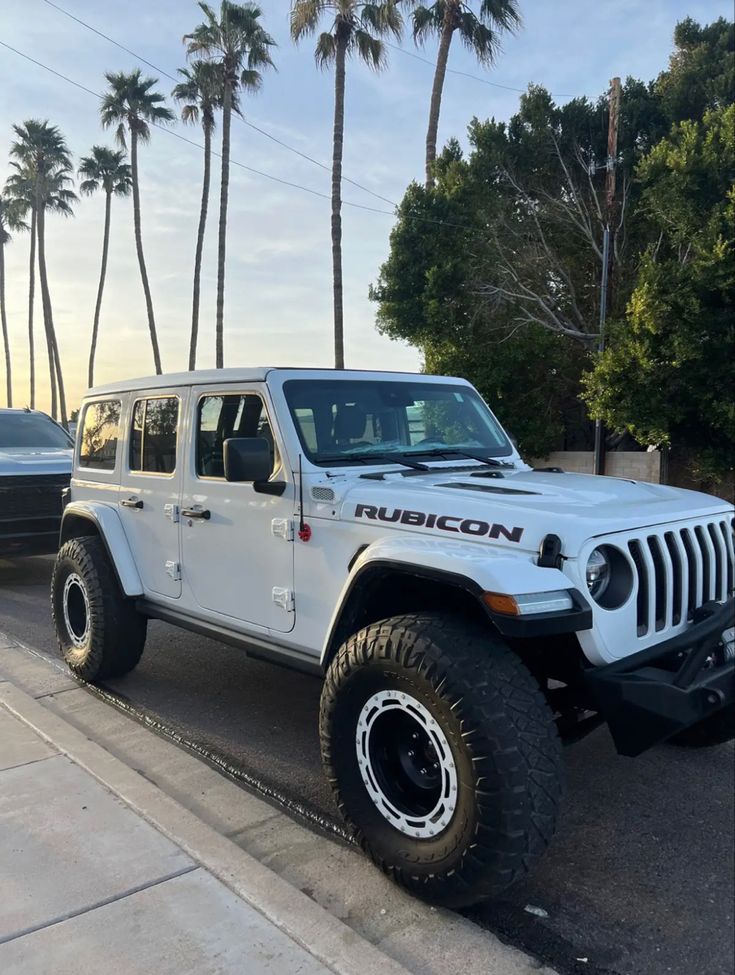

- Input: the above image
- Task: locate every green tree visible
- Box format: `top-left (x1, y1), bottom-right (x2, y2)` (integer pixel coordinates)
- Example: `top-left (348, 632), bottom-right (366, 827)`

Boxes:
top-left (8, 121), bottom-right (76, 426)
top-left (290, 0), bottom-right (402, 369)
top-left (0, 193), bottom-right (27, 407)
top-left (78, 147), bottom-right (132, 388)
top-left (100, 70), bottom-right (174, 375)
top-left (172, 60), bottom-right (224, 369)
top-left (583, 104), bottom-right (735, 482)
top-left (407, 0), bottom-right (521, 187)
top-left (185, 2), bottom-right (275, 368)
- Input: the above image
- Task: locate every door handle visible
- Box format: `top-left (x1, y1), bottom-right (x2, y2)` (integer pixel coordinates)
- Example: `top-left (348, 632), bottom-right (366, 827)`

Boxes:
top-left (182, 507), bottom-right (211, 520)
top-left (120, 497), bottom-right (144, 509)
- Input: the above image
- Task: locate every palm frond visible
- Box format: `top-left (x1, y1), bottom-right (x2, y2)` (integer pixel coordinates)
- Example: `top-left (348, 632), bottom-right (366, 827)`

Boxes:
top-left (314, 30), bottom-right (336, 67)
top-left (352, 28), bottom-right (386, 69)
top-left (457, 12), bottom-right (496, 64)
top-left (360, 2), bottom-right (403, 40)
top-left (290, 0), bottom-right (329, 40)
top-left (480, 0), bottom-right (522, 31)
top-left (239, 68), bottom-right (263, 91)
top-left (411, 4), bottom-right (443, 44)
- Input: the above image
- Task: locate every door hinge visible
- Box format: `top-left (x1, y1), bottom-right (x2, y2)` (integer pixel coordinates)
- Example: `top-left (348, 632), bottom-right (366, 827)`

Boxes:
top-left (164, 503), bottom-right (180, 523)
top-left (272, 587), bottom-right (294, 612)
top-left (271, 518), bottom-right (294, 541)
top-left (165, 560), bottom-right (181, 581)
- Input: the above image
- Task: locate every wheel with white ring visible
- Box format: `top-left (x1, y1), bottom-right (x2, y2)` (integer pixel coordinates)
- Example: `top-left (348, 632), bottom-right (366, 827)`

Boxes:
top-left (320, 613), bottom-right (564, 908)
top-left (52, 536), bottom-right (147, 681)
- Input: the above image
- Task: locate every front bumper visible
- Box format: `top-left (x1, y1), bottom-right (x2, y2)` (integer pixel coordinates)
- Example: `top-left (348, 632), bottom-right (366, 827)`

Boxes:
top-left (586, 597), bottom-right (735, 756)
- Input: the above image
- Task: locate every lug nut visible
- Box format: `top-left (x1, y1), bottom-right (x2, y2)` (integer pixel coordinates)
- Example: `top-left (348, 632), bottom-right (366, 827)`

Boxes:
top-left (407, 750), bottom-right (414, 758)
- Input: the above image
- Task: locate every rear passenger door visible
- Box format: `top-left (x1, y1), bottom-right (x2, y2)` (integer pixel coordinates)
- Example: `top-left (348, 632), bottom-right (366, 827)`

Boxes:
top-left (118, 390), bottom-right (186, 599)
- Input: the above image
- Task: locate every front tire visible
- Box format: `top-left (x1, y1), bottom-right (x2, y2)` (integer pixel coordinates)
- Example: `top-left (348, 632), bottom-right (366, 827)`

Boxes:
top-left (669, 706), bottom-right (734, 747)
top-left (52, 536), bottom-right (147, 681)
top-left (320, 613), bottom-right (564, 907)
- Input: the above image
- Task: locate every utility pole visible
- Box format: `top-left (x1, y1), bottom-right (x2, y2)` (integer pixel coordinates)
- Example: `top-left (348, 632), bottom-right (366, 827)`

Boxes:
top-left (593, 76), bottom-right (621, 476)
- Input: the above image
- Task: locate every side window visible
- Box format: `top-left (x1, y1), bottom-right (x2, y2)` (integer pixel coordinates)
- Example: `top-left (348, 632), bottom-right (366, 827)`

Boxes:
top-left (197, 393), bottom-right (278, 479)
top-left (129, 397), bottom-right (179, 474)
top-left (79, 400), bottom-right (121, 470)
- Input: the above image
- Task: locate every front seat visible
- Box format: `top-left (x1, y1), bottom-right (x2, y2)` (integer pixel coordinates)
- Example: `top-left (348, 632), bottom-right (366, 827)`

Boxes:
top-left (333, 404), bottom-right (368, 446)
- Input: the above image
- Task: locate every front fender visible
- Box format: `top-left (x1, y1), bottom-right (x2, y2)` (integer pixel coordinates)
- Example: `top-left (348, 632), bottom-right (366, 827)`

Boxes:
top-left (60, 501), bottom-right (143, 597)
top-left (321, 534), bottom-right (577, 665)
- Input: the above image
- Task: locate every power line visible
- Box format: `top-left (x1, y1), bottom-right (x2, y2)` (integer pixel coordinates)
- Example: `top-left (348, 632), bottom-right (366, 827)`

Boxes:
top-left (0, 39), bottom-right (485, 236)
top-left (39, 0), bottom-right (398, 208)
top-left (383, 40), bottom-right (576, 99)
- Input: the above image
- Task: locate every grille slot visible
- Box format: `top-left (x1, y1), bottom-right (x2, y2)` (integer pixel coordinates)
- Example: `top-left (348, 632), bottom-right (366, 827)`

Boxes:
top-left (629, 519), bottom-right (734, 638)
top-left (0, 475), bottom-right (69, 523)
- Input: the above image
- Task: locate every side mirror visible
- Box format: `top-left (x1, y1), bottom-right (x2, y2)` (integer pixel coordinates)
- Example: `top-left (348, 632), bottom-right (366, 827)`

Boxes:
top-left (223, 437), bottom-right (272, 483)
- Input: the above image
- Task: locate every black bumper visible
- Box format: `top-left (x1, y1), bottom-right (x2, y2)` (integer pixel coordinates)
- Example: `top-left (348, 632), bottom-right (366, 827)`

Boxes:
top-left (586, 598), bottom-right (735, 757)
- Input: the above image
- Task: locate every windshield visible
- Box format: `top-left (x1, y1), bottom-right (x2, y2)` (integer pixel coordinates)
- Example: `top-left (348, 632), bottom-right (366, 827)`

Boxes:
top-left (0, 412), bottom-right (73, 449)
top-left (283, 379), bottom-right (512, 466)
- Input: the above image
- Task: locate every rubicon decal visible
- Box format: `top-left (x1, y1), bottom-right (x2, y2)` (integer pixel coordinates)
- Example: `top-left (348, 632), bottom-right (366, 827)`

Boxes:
top-left (355, 504), bottom-right (524, 543)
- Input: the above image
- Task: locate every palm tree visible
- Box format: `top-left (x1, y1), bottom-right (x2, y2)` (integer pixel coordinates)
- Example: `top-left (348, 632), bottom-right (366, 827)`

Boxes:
top-left (172, 61), bottom-right (224, 369)
top-left (78, 147), bottom-right (132, 388)
top-left (290, 1), bottom-right (402, 369)
top-left (4, 171), bottom-right (36, 408)
top-left (185, 3), bottom-right (275, 368)
top-left (0, 194), bottom-right (27, 407)
top-left (100, 70), bottom-right (174, 375)
top-left (9, 121), bottom-right (76, 426)
top-left (407, 1), bottom-right (521, 187)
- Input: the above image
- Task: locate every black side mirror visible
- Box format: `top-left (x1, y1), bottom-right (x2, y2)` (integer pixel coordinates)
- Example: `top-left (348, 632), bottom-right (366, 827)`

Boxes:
top-left (223, 437), bottom-right (272, 483)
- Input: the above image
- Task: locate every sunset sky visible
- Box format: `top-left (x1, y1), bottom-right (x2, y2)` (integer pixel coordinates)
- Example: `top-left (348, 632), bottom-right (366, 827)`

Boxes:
top-left (1, 0), bottom-right (731, 415)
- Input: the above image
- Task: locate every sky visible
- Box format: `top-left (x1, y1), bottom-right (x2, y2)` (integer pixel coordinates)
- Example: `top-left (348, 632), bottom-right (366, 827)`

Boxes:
top-left (0, 0), bottom-right (732, 415)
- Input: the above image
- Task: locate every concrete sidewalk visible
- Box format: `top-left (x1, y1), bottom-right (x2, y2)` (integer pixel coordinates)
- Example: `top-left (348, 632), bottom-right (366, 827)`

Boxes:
top-left (0, 633), bottom-right (556, 975)
top-left (0, 703), bottom-right (348, 975)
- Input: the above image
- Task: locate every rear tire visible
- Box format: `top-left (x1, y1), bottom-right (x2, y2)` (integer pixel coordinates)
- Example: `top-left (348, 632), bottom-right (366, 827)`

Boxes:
top-left (320, 613), bottom-right (564, 907)
top-left (669, 706), bottom-right (735, 747)
top-left (52, 536), bottom-right (147, 681)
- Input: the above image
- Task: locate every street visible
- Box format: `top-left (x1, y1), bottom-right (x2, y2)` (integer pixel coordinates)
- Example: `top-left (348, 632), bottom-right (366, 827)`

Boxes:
top-left (1, 555), bottom-right (733, 975)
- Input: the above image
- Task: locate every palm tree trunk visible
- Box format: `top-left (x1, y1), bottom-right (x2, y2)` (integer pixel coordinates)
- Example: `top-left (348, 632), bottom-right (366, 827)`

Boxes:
top-left (130, 129), bottom-right (162, 374)
top-left (425, 13), bottom-right (455, 189)
top-left (331, 33), bottom-right (347, 370)
top-left (216, 80), bottom-right (232, 369)
top-left (37, 203), bottom-right (67, 425)
top-left (36, 202), bottom-right (57, 420)
top-left (28, 207), bottom-right (36, 409)
top-left (88, 190), bottom-right (112, 388)
top-left (0, 240), bottom-right (12, 407)
top-left (190, 119), bottom-right (212, 370)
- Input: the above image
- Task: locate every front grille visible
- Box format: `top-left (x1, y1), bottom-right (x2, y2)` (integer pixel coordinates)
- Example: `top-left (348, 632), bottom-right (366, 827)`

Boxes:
top-left (628, 518), bottom-right (735, 636)
top-left (0, 474), bottom-right (70, 526)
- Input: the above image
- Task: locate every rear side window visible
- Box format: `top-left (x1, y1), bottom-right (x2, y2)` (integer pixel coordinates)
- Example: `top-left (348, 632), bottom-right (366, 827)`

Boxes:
top-left (79, 400), bottom-right (121, 470)
top-left (130, 397), bottom-right (179, 475)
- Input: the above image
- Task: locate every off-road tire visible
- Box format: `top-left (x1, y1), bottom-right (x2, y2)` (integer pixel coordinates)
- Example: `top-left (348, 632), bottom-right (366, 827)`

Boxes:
top-left (320, 613), bottom-right (564, 908)
top-left (52, 536), bottom-right (147, 681)
top-left (669, 706), bottom-right (735, 747)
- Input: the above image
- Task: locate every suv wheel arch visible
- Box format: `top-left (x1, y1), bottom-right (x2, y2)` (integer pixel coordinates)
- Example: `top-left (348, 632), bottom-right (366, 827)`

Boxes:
top-left (60, 504), bottom-right (143, 598)
top-left (322, 560), bottom-right (492, 669)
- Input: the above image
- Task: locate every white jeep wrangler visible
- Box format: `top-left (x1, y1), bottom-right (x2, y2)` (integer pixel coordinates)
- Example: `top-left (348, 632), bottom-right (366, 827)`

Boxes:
top-left (52, 368), bottom-right (735, 907)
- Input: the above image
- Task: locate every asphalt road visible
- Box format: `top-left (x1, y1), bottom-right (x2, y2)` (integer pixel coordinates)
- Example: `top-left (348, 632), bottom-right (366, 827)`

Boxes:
top-left (1, 555), bottom-right (733, 975)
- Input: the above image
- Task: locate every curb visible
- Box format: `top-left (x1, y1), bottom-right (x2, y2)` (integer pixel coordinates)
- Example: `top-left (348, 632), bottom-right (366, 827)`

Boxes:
top-left (0, 680), bottom-right (411, 975)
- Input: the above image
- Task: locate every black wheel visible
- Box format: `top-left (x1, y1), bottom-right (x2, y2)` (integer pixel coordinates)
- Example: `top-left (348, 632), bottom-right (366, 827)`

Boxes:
top-left (51, 536), bottom-right (147, 681)
top-left (320, 613), bottom-right (564, 908)
top-left (669, 706), bottom-right (735, 747)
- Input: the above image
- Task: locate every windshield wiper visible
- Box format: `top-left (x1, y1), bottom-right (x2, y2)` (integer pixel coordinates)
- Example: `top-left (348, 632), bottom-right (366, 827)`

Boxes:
top-left (407, 448), bottom-right (514, 468)
top-left (316, 453), bottom-right (430, 471)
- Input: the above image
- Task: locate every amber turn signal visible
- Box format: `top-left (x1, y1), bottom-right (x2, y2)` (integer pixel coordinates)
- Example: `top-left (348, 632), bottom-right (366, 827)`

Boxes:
top-left (482, 592), bottom-right (520, 616)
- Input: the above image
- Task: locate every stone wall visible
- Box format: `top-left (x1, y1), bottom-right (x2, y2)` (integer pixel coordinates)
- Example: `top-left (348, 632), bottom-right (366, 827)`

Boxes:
top-left (530, 450), bottom-right (662, 483)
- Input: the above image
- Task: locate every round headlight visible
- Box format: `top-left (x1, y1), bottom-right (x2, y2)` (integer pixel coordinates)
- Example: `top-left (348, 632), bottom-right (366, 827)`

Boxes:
top-left (586, 548), bottom-right (611, 601)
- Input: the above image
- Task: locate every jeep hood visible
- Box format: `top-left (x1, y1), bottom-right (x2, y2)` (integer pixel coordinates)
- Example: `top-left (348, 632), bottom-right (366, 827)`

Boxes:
top-left (0, 446), bottom-right (73, 476)
top-left (335, 466), bottom-right (733, 556)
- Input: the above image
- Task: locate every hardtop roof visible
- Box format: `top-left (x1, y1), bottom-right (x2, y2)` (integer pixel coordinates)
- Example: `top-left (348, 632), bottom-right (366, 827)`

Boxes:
top-left (85, 367), bottom-right (468, 398)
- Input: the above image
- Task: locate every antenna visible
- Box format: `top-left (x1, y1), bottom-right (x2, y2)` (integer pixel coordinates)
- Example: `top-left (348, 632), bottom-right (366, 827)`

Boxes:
top-left (297, 454), bottom-right (312, 542)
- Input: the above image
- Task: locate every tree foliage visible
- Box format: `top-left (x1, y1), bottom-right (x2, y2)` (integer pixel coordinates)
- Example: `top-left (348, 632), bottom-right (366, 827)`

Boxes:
top-left (372, 17), bottom-right (734, 472)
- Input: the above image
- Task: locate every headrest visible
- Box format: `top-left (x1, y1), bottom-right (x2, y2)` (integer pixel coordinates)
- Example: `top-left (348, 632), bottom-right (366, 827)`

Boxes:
top-left (333, 404), bottom-right (367, 442)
